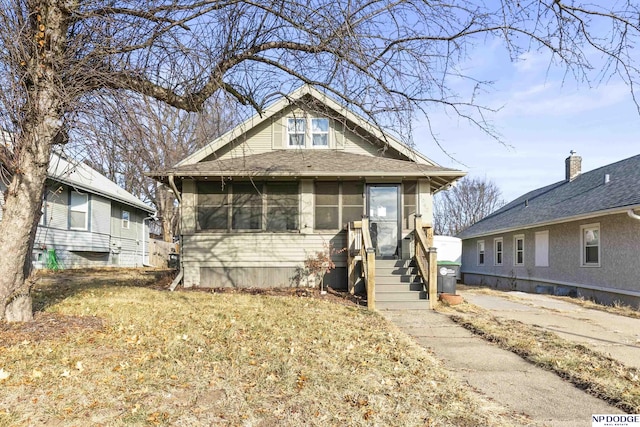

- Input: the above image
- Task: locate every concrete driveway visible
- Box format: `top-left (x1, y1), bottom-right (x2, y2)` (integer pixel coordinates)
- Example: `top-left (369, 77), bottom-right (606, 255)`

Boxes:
top-left (380, 289), bottom-right (639, 427)
top-left (460, 289), bottom-right (640, 370)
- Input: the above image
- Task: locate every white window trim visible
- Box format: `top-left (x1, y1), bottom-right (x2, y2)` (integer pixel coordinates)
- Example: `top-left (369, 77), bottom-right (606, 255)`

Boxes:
top-left (477, 240), bottom-right (485, 266)
top-left (493, 237), bottom-right (503, 266)
top-left (580, 223), bottom-right (601, 267)
top-left (513, 234), bottom-right (525, 266)
top-left (70, 191), bottom-right (89, 230)
top-left (122, 210), bottom-right (130, 229)
top-left (286, 116), bottom-right (330, 149)
top-left (286, 117), bottom-right (306, 148)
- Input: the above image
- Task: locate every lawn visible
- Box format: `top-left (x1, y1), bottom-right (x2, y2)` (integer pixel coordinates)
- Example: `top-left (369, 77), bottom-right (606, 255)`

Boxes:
top-left (0, 269), bottom-right (527, 427)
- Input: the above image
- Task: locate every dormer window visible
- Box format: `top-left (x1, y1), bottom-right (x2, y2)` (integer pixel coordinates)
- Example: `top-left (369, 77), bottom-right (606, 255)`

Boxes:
top-left (287, 117), bottom-right (329, 148)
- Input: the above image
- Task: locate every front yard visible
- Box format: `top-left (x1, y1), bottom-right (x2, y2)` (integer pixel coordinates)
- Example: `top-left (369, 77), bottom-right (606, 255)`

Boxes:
top-left (0, 269), bottom-right (527, 426)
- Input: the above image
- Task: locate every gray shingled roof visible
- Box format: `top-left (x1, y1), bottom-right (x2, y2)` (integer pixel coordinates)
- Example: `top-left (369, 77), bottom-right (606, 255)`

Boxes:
top-left (150, 150), bottom-right (465, 190)
top-left (458, 154), bottom-right (640, 239)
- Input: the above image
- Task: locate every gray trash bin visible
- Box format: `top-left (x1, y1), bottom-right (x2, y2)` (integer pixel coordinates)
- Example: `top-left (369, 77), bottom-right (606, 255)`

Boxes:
top-left (437, 261), bottom-right (460, 294)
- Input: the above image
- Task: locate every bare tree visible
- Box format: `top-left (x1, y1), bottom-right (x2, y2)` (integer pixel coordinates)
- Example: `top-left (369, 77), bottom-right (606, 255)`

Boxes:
top-left (434, 177), bottom-right (504, 236)
top-left (0, 1), bottom-right (640, 321)
top-left (73, 94), bottom-right (237, 242)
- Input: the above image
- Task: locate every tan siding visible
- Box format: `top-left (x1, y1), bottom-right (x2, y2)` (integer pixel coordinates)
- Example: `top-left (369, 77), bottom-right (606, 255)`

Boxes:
top-left (272, 114), bottom-right (284, 149)
top-left (418, 179), bottom-right (433, 225)
top-left (300, 179), bottom-right (314, 234)
top-left (341, 127), bottom-right (382, 156)
top-left (207, 118), bottom-right (273, 160)
top-left (181, 232), bottom-right (348, 287)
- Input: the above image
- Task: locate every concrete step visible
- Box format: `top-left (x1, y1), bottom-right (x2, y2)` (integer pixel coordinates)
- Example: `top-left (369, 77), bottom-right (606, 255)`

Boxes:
top-left (376, 283), bottom-right (424, 292)
top-left (375, 290), bottom-right (426, 301)
top-left (375, 259), bottom-right (415, 268)
top-left (376, 299), bottom-right (430, 310)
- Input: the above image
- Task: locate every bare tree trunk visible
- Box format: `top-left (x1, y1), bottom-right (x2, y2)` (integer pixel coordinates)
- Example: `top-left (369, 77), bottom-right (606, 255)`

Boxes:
top-left (0, 130), bottom-right (55, 321)
top-left (0, 1), bottom-right (66, 321)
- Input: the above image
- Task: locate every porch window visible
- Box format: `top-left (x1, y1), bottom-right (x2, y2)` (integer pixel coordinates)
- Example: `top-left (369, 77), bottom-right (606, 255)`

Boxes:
top-left (232, 183), bottom-right (261, 230)
top-left (477, 240), bottom-right (485, 265)
top-left (70, 191), bottom-right (88, 230)
top-left (197, 182), bottom-right (229, 230)
top-left (403, 181), bottom-right (417, 229)
top-left (581, 224), bottom-right (600, 266)
top-left (266, 182), bottom-right (299, 231)
top-left (197, 181), bottom-right (299, 232)
top-left (314, 181), bottom-right (363, 230)
top-left (315, 182), bottom-right (339, 230)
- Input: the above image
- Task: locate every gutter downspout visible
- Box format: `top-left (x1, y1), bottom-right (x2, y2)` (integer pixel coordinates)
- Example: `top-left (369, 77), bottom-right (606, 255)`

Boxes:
top-left (628, 209), bottom-right (640, 221)
top-left (142, 214), bottom-right (156, 267)
top-left (168, 174), bottom-right (183, 291)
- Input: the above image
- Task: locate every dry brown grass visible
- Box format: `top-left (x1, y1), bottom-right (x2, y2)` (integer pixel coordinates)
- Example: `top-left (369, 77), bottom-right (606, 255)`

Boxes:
top-left (440, 302), bottom-right (640, 414)
top-left (0, 269), bottom-right (530, 426)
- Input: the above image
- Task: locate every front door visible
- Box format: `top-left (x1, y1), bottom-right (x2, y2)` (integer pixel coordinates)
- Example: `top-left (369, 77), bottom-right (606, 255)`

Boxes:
top-left (367, 185), bottom-right (400, 259)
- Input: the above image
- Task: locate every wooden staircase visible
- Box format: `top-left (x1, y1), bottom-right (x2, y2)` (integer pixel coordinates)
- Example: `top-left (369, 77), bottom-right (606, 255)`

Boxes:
top-left (374, 259), bottom-right (430, 310)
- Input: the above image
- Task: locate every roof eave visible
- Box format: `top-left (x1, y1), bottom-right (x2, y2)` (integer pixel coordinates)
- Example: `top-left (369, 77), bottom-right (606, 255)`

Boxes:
top-left (460, 204), bottom-right (640, 240)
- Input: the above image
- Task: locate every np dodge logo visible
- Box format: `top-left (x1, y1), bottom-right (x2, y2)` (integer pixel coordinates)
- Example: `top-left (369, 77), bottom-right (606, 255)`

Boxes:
top-left (592, 414), bottom-right (640, 427)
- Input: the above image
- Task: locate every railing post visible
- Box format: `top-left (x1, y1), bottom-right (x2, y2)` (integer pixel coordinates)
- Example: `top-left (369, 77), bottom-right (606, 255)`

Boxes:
top-left (366, 248), bottom-right (376, 310)
top-left (414, 214), bottom-right (422, 257)
top-left (428, 247), bottom-right (438, 309)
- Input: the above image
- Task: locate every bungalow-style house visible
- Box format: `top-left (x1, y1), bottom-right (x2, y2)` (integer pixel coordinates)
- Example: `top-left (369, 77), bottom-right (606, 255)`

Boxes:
top-left (150, 86), bottom-right (465, 309)
top-left (459, 152), bottom-right (640, 307)
top-left (1, 147), bottom-right (155, 269)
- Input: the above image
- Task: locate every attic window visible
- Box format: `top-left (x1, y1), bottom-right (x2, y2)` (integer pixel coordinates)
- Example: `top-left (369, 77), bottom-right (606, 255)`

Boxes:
top-left (287, 117), bottom-right (329, 148)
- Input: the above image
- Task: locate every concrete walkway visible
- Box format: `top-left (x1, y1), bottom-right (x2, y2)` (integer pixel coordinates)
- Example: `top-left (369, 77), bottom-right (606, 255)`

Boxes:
top-left (380, 293), bottom-right (633, 427)
top-left (459, 289), bottom-right (640, 370)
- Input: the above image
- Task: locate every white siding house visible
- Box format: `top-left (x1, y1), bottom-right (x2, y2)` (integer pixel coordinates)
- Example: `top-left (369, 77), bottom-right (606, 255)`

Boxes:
top-left (1, 150), bottom-right (155, 269)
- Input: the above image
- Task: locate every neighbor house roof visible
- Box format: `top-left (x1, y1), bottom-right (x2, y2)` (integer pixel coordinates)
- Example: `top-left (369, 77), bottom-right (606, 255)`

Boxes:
top-left (49, 151), bottom-right (155, 213)
top-left (458, 154), bottom-right (640, 239)
top-left (150, 150), bottom-right (465, 191)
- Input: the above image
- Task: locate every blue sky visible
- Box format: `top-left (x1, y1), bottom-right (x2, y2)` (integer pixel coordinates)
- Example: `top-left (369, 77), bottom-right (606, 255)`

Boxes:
top-left (413, 42), bottom-right (640, 203)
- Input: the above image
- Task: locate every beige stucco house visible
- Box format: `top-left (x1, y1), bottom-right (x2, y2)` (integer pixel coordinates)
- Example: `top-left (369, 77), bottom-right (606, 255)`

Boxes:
top-left (459, 153), bottom-right (640, 307)
top-left (151, 86), bottom-right (465, 308)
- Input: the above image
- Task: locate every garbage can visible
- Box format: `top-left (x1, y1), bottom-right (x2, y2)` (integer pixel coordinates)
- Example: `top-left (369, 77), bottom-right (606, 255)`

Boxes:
top-left (437, 261), bottom-right (460, 294)
top-left (168, 253), bottom-right (180, 269)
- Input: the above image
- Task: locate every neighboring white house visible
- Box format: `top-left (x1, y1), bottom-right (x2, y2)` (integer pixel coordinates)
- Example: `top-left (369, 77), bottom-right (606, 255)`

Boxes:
top-left (459, 153), bottom-right (640, 307)
top-left (1, 148), bottom-right (155, 269)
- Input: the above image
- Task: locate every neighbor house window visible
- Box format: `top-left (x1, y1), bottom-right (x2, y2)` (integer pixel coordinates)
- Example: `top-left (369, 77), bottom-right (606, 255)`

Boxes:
top-left (535, 230), bottom-right (549, 267)
top-left (70, 191), bottom-right (88, 230)
top-left (314, 181), bottom-right (363, 230)
top-left (122, 210), bottom-right (130, 229)
top-left (197, 181), bottom-right (299, 232)
top-left (581, 224), bottom-right (600, 266)
top-left (287, 117), bottom-right (329, 148)
top-left (494, 238), bottom-right (503, 265)
top-left (477, 240), bottom-right (485, 265)
top-left (514, 234), bottom-right (525, 266)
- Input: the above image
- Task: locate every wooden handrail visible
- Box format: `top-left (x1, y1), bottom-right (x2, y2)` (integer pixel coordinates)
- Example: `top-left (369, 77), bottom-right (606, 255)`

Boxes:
top-left (414, 215), bottom-right (437, 309)
top-left (359, 217), bottom-right (376, 311)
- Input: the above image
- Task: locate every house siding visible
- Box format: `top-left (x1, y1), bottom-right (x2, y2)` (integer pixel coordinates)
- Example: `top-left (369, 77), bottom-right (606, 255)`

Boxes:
top-left (182, 232), bottom-right (348, 288)
top-left (461, 212), bottom-right (640, 306)
top-left (30, 183), bottom-right (150, 269)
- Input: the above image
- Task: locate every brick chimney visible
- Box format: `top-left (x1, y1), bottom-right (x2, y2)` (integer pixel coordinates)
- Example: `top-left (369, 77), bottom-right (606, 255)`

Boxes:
top-left (565, 151), bottom-right (582, 182)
